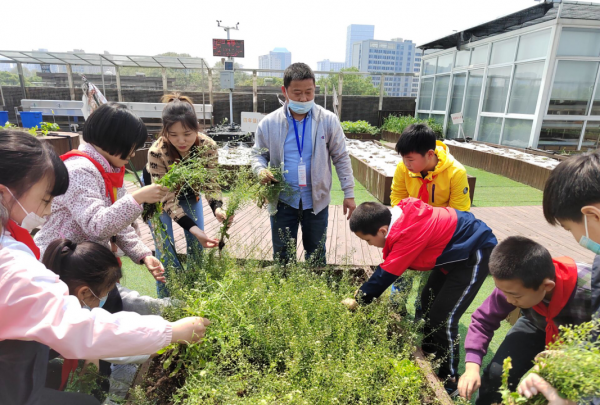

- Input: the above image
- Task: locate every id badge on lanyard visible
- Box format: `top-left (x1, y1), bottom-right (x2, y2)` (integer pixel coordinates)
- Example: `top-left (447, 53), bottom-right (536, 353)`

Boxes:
top-left (293, 117), bottom-right (308, 187)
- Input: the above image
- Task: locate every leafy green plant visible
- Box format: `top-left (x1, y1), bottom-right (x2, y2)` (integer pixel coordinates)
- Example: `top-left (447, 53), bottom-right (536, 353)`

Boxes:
top-left (40, 122), bottom-right (60, 135)
top-left (500, 320), bottom-right (600, 404)
top-left (341, 120), bottom-right (379, 135)
top-left (2, 122), bottom-right (16, 129)
top-left (138, 251), bottom-right (427, 404)
top-left (381, 115), bottom-right (443, 139)
top-left (28, 127), bottom-right (38, 137)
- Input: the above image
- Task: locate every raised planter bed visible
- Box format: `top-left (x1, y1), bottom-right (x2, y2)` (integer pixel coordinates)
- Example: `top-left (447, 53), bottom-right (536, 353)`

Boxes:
top-left (344, 132), bottom-right (380, 141)
top-left (448, 142), bottom-right (553, 191)
top-left (39, 132), bottom-right (81, 156)
top-left (382, 130), bottom-right (401, 144)
top-left (125, 265), bottom-right (453, 405)
top-left (350, 153), bottom-right (393, 205)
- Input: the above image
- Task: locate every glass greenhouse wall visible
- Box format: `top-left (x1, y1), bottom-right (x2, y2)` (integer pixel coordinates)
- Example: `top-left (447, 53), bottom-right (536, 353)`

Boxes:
top-left (416, 19), bottom-right (600, 151)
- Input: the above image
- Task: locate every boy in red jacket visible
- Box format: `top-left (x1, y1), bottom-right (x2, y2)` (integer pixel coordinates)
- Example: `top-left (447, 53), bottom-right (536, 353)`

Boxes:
top-left (343, 198), bottom-right (497, 396)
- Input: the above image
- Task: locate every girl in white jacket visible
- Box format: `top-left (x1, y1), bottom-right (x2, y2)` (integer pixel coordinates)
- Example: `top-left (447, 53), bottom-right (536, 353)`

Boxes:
top-left (0, 130), bottom-right (209, 405)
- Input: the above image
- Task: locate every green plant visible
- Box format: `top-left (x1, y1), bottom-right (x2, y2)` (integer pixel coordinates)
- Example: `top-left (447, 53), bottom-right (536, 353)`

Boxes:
top-left (381, 115), bottom-right (443, 139)
top-left (2, 122), bottom-right (16, 129)
top-left (40, 122), bottom-right (60, 135)
top-left (340, 120), bottom-right (379, 135)
top-left (138, 251), bottom-right (427, 404)
top-left (500, 320), bottom-right (600, 404)
top-left (28, 127), bottom-right (38, 137)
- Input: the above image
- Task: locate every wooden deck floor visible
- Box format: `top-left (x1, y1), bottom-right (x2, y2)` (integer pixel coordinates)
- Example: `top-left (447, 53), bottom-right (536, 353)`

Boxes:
top-left (128, 182), bottom-right (595, 266)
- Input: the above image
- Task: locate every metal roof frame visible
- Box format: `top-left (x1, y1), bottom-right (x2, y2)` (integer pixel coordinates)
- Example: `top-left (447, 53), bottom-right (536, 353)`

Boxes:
top-left (0, 51), bottom-right (208, 70)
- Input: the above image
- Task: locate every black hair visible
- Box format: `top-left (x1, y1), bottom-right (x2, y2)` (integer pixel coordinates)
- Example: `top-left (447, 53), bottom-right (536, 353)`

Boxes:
top-left (283, 63), bottom-right (316, 88)
top-left (395, 123), bottom-right (437, 156)
top-left (543, 151), bottom-right (600, 225)
top-left (42, 239), bottom-right (122, 295)
top-left (0, 130), bottom-right (69, 233)
top-left (160, 93), bottom-right (200, 161)
top-left (83, 102), bottom-right (148, 159)
top-left (349, 202), bottom-right (392, 236)
top-left (489, 236), bottom-right (555, 289)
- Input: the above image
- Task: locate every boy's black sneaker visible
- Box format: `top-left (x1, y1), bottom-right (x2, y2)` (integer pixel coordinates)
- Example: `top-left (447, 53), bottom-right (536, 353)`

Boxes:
top-left (443, 377), bottom-right (459, 398)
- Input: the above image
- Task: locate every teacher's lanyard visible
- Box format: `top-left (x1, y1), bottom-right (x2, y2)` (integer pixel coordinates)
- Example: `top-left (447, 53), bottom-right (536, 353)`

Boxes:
top-left (292, 116), bottom-right (308, 187)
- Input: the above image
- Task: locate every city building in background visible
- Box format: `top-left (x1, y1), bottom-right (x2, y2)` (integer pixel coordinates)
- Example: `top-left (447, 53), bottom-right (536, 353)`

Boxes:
top-left (345, 25), bottom-right (375, 68)
top-left (316, 59), bottom-right (345, 78)
top-left (258, 48), bottom-right (292, 78)
top-left (415, 1), bottom-right (600, 152)
top-left (351, 38), bottom-right (422, 97)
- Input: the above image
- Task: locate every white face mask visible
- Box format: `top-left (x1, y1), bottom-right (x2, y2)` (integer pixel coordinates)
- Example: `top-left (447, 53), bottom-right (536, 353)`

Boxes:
top-left (6, 188), bottom-right (47, 232)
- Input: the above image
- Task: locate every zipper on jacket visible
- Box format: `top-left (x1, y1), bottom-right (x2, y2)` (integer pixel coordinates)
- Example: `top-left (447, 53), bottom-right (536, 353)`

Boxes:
top-left (432, 184), bottom-right (435, 203)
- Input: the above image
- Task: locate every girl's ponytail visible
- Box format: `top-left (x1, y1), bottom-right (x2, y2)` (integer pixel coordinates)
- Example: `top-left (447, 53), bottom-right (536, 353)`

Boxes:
top-left (41, 239), bottom-right (122, 295)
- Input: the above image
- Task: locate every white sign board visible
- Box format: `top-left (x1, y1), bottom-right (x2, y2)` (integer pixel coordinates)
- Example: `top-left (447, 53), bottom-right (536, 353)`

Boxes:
top-left (241, 112), bottom-right (266, 133)
top-left (451, 112), bottom-right (464, 125)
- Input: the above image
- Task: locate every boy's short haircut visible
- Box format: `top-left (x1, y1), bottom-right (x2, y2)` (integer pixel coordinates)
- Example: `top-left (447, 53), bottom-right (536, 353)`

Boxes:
top-left (283, 63), bottom-right (315, 88)
top-left (395, 123), bottom-right (437, 156)
top-left (83, 102), bottom-right (148, 160)
top-left (489, 236), bottom-right (555, 289)
top-left (543, 151), bottom-right (600, 225)
top-left (349, 202), bottom-right (392, 236)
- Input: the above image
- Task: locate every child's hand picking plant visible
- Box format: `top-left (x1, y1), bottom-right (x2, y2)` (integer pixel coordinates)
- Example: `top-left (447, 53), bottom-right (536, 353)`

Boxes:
top-left (341, 298), bottom-right (358, 311)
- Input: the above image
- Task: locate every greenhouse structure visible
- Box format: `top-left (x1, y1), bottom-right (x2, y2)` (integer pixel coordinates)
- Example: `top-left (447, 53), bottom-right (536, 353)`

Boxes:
top-left (416, 0), bottom-right (600, 151)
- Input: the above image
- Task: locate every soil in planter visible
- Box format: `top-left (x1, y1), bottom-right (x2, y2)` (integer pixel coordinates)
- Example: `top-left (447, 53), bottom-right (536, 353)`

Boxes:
top-left (143, 350), bottom-right (187, 405)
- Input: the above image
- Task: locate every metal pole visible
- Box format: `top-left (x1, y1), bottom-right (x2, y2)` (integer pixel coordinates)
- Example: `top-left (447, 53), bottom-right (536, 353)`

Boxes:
top-left (17, 63), bottom-right (27, 100)
top-left (100, 58), bottom-right (106, 95)
top-left (161, 68), bottom-right (168, 94)
top-left (201, 62), bottom-right (206, 125)
top-left (0, 84), bottom-right (5, 108)
top-left (337, 73), bottom-right (343, 121)
top-left (116, 66), bottom-right (123, 102)
top-left (208, 68), bottom-right (214, 126)
top-left (252, 70), bottom-right (258, 113)
top-left (227, 27), bottom-right (234, 128)
top-left (66, 64), bottom-right (75, 101)
top-left (379, 75), bottom-right (385, 111)
top-left (324, 83), bottom-right (327, 110)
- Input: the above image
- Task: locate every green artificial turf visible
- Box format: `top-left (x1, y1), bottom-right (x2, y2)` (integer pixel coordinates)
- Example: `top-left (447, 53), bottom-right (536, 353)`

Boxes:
top-left (120, 256), bottom-right (158, 298)
top-left (464, 165), bottom-right (543, 207)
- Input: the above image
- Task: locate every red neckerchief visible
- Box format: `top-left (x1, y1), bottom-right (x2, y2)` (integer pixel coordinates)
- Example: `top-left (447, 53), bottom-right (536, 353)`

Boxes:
top-left (61, 150), bottom-right (125, 204)
top-left (532, 257), bottom-right (578, 345)
top-left (60, 359), bottom-right (79, 390)
top-left (417, 175), bottom-right (437, 204)
top-left (5, 220), bottom-right (40, 260)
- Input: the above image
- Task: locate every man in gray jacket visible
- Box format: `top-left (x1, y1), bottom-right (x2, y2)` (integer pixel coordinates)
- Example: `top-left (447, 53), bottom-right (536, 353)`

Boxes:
top-left (252, 63), bottom-right (355, 266)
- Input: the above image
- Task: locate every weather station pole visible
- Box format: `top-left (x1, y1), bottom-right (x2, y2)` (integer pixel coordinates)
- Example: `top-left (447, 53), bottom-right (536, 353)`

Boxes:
top-left (216, 20), bottom-right (239, 129)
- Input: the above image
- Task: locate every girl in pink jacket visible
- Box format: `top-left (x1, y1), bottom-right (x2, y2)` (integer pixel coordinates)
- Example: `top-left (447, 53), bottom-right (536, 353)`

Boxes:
top-left (0, 130), bottom-right (209, 405)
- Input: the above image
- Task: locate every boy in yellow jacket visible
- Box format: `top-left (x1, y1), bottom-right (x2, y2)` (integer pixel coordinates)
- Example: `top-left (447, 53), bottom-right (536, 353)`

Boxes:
top-left (390, 124), bottom-right (471, 211)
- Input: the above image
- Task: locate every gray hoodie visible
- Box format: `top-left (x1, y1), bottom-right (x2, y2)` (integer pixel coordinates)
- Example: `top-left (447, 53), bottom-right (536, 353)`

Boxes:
top-left (251, 103), bottom-right (355, 215)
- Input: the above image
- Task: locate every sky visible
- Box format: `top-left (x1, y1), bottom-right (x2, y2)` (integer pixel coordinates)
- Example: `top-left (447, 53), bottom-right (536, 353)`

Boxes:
top-left (3, 0), bottom-right (600, 70)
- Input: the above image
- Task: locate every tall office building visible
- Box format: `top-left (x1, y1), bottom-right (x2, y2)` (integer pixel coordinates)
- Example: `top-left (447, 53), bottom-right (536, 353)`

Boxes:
top-left (345, 25), bottom-right (375, 68)
top-left (258, 48), bottom-right (292, 78)
top-left (351, 38), bottom-right (423, 97)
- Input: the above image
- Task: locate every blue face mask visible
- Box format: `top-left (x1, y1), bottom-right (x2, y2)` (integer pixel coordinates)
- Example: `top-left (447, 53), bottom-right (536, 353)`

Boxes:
top-left (579, 215), bottom-right (600, 255)
top-left (288, 99), bottom-right (314, 115)
top-left (82, 288), bottom-right (108, 310)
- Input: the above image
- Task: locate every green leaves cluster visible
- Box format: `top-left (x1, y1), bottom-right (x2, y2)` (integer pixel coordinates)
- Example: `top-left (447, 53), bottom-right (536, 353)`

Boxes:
top-left (151, 253), bottom-right (425, 404)
top-left (341, 120), bottom-right (379, 135)
top-left (316, 67), bottom-right (381, 96)
top-left (500, 320), bottom-right (600, 404)
top-left (381, 115), bottom-right (444, 139)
